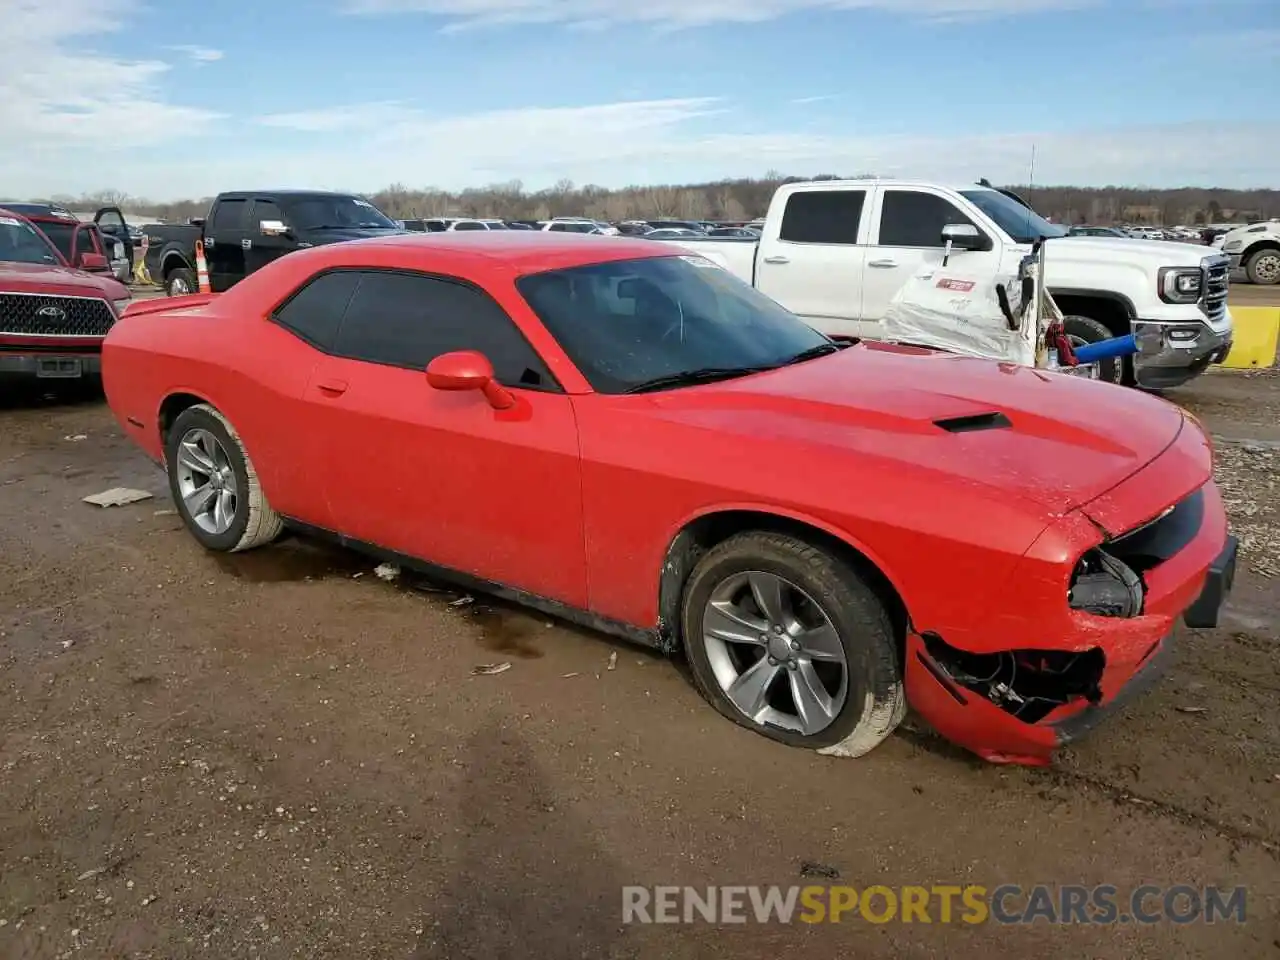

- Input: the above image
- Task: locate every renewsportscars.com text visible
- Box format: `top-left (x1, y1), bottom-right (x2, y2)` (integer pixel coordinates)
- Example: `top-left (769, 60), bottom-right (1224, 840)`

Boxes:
top-left (621, 884), bottom-right (1247, 925)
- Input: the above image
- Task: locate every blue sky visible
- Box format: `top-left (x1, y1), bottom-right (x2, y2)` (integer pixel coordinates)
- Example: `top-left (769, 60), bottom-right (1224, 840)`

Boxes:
top-left (2, 0), bottom-right (1277, 200)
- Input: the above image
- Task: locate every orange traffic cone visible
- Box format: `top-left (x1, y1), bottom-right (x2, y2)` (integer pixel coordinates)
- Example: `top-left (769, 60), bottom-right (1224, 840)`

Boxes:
top-left (194, 239), bottom-right (211, 293)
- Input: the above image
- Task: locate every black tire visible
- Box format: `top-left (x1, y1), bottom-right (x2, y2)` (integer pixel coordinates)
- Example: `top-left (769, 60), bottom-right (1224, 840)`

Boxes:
top-left (1244, 247), bottom-right (1280, 286)
top-left (1062, 314), bottom-right (1125, 385)
top-left (680, 531), bottom-right (905, 757)
top-left (165, 403), bottom-right (283, 552)
top-left (166, 267), bottom-right (197, 297)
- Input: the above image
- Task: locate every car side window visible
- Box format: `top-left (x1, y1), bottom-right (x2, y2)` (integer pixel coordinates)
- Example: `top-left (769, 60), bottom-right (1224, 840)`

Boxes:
top-left (334, 271), bottom-right (557, 390)
top-left (75, 227), bottom-right (98, 257)
top-left (452, 221), bottom-right (486, 231)
top-left (778, 190), bottom-right (866, 245)
top-left (209, 199), bottom-right (248, 232)
top-left (878, 190), bottom-right (977, 248)
top-left (252, 199), bottom-right (286, 229)
top-left (272, 270), bottom-right (361, 351)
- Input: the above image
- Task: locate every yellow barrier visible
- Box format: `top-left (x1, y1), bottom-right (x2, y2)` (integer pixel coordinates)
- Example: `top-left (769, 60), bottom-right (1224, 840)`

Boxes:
top-left (1222, 306), bottom-right (1280, 369)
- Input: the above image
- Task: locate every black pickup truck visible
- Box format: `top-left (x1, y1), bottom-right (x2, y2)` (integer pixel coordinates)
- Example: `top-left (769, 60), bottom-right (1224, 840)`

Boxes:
top-left (143, 190), bottom-right (405, 296)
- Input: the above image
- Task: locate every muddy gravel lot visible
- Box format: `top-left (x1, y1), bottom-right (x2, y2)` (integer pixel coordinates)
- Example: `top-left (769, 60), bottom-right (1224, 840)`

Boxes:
top-left (2, 347), bottom-right (1280, 957)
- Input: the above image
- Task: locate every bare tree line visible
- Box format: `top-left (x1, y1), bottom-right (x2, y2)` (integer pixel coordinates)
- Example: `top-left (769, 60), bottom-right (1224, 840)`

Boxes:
top-left (51, 174), bottom-right (1279, 227)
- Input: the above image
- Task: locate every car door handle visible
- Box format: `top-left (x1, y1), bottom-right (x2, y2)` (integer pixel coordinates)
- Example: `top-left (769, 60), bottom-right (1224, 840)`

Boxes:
top-left (762, 255), bottom-right (789, 264)
top-left (868, 259), bottom-right (898, 268)
top-left (241, 238), bottom-right (252, 250)
top-left (315, 378), bottom-right (348, 396)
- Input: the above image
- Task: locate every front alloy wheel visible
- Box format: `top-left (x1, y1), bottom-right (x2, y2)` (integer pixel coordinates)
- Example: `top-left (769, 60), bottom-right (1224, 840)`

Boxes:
top-left (701, 571), bottom-right (848, 735)
top-left (680, 531), bottom-right (905, 757)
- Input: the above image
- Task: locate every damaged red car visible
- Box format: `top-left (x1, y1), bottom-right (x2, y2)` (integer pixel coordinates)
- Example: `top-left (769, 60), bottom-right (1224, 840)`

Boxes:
top-left (102, 232), bottom-right (1235, 765)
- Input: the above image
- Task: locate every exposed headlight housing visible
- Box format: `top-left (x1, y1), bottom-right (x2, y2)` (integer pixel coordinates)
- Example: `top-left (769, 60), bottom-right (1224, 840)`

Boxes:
top-left (1069, 549), bottom-right (1144, 618)
top-left (1157, 266), bottom-right (1202, 304)
top-left (112, 298), bottom-right (131, 316)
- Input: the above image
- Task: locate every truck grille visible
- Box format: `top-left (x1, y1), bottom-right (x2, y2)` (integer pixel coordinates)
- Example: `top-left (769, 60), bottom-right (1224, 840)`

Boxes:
top-left (0, 292), bottom-right (115, 338)
top-left (1200, 255), bottom-right (1229, 325)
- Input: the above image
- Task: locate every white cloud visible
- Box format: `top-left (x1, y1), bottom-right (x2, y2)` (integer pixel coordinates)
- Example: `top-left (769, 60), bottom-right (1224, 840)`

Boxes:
top-left (343, 0), bottom-right (1104, 30)
top-left (86, 97), bottom-right (1280, 199)
top-left (168, 44), bottom-right (225, 64)
top-left (0, 0), bottom-right (221, 170)
top-left (790, 95), bottom-right (838, 105)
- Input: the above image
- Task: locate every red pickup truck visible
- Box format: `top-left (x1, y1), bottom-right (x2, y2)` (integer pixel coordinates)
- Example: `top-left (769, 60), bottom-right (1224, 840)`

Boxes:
top-left (0, 207), bottom-right (131, 384)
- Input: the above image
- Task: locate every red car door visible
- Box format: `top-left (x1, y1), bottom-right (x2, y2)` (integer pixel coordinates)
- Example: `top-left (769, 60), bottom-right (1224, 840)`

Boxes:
top-left (309, 269), bottom-right (588, 608)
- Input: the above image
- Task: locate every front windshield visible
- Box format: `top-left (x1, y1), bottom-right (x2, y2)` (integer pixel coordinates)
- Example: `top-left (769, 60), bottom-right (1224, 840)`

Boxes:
top-left (516, 254), bottom-right (831, 394)
top-left (960, 189), bottom-right (1068, 243)
top-left (283, 195), bottom-right (398, 230)
top-left (0, 215), bottom-right (61, 265)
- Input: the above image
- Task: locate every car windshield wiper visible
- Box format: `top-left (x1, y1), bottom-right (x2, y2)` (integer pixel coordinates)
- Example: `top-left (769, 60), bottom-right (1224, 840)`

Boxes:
top-left (778, 342), bottom-right (847, 366)
top-left (623, 366), bottom-right (771, 394)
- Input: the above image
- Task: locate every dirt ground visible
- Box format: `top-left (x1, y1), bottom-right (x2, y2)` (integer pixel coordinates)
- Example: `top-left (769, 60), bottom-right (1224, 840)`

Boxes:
top-left (2, 295), bottom-right (1279, 958)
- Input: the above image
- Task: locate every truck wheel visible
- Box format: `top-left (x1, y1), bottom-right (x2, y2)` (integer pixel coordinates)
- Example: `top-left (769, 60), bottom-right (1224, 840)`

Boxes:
top-left (1062, 315), bottom-right (1124, 385)
top-left (1245, 248), bottom-right (1280, 285)
top-left (680, 531), bottom-right (905, 757)
top-left (165, 404), bottom-right (283, 553)
top-left (166, 268), bottom-right (197, 297)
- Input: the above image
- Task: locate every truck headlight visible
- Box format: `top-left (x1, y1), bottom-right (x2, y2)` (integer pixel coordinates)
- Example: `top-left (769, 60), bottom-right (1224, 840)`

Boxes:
top-left (1158, 266), bottom-right (1202, 304)
top-left (1223, 240), bottom-right (1242, 252)
top-left (112, 298), bottom-right (131, 315)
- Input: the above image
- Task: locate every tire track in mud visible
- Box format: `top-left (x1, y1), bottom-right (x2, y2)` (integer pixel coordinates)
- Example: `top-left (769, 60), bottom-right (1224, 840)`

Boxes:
top-left (895, 725), bottom-right (1280, 860)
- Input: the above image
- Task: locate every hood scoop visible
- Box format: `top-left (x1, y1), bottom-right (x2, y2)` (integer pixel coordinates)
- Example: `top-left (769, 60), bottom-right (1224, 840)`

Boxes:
top-left (933, 411), bottom-right (1012, 433)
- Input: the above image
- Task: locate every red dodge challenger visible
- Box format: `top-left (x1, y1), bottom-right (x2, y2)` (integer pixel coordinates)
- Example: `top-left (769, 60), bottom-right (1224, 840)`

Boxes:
top-left (103, 232), bottom-right (1236, 765)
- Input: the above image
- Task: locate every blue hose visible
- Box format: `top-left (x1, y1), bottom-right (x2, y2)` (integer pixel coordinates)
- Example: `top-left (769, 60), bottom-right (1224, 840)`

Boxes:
top-left (1073, 334), bottom-right (1138, 364)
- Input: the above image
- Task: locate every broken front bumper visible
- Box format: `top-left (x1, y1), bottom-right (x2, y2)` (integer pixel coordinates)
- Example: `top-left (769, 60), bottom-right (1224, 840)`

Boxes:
top-left (1132, 316), bottom-right (1233, 389)
top-left (907, 476), bottom-right (1235, 766)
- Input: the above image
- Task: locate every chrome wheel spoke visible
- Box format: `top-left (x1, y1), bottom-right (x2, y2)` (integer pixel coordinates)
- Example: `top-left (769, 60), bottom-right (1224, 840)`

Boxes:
top-left (214, 489), bottom-right (235, 531)
top-left (184, 483), bottom-right (215, 517)
top-left (726, 657), bottom-right (780, 720)
top-left (178, 438), bottom-right (216, 475)
top-left (747, 572), bottom-right (788, 624)
top-left (704, 600), bottom-right (768, 645)
top-left (790, 661), bottom-right (836, 734)
top-left (794, 623), bottom-right (843, 662)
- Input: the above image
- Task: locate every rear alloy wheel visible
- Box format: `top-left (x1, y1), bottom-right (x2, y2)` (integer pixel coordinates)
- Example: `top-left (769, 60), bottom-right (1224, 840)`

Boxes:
top-left (166, 403), bottom-right (282, 552)
top-left (681, 532), bottom-right (905, 756)
top-left (166, 268), bottom-right (197, 297)
top-left (1245, 249), bottom-right (1280, 286)
top-left (1062, 314), bottom-right (1124, 384)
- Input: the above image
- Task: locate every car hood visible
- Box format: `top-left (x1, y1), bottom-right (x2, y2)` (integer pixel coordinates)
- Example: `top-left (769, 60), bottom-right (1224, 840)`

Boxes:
top-left (1039, 235), bottom-right (1210, 264)
top-left (0, 261), bottom-right (127, 299)
top-left (647, 344), bottom-right (1185, 515)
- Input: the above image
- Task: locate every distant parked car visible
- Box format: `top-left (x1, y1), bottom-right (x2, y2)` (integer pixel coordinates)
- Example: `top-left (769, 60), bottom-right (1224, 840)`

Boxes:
top-left (646, 220), bottom-right (706, 233)
top-left (707, 227), bottom-right (761, 239)
top-left (645, 228), bottom-right (707, 239)
top-left (1068, 226), bottom-right (1128, 238)
top-left (616, 221), bottom-right (655, 236)
top-left (541, 218), bottom-right (618, 235)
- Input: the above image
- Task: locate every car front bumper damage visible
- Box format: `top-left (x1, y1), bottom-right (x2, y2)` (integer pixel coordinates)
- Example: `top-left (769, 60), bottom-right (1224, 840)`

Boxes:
top-left (906, 471), bottom-right (1236, 766)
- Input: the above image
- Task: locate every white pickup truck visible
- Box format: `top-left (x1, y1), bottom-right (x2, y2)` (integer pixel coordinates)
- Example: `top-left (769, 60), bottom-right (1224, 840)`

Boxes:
top-left (670, 179), bottom-right (1233, 389)
top-left (1221, 220), bottom-right (1280, 286)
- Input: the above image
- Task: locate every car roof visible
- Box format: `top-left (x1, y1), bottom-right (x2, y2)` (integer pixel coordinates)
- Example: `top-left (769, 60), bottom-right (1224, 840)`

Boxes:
top-left (316, 230), bottom-right (680, 273)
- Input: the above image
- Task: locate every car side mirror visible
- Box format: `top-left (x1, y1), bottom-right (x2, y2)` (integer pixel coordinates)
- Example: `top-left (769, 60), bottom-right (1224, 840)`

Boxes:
top-left (940, 222), bottom-right (988, 266)
top-left (941, 222), bottom-right (985, 250)
top-left (77, 252), bottom-right (109, 271)
top-left (426, 350), bottom-right (515, 410)
top-left (260, 219), bottom-right (290, 237)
